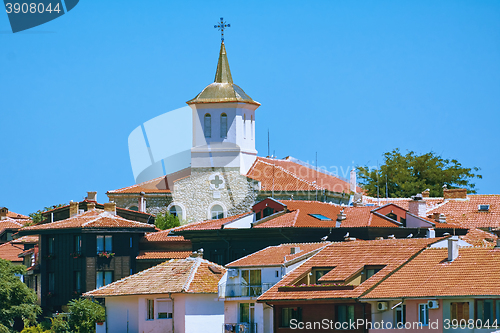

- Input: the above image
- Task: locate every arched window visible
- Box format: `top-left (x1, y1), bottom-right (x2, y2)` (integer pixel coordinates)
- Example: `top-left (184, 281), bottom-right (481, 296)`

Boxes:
top-left (204, 114), bottom-right (211, 138)
top-left (169, 205), bottom-right (182, 218)
top-left (211, 205), bottom-right (224, 220)
top-left (243, 114), bottom-right (246, 139)
top-left (220, 113), bottom-right (228, 138)
top-left (250, 115), bottom-right (253, 140)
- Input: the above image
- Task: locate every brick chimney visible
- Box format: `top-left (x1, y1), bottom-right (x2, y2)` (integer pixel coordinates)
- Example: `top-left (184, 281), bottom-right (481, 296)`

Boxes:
top-left (0, 207), bottom-right (8, 220)
top-left (422, 189), bottom-right (430, 198)
top-left (87, 202), bottom-right (96, 211)
top-left (104, 202), bottom-right (116, 215)
top-left (443, 188), bottom-right (467, 200)
top-left (448, 236), bottom-right (459, 261)
top-left (86, 191), bottom-right (97, 202)
top-left (408, 194), bottom-right (426, 217)
top-left (69, 201), bottom-right (79, 217)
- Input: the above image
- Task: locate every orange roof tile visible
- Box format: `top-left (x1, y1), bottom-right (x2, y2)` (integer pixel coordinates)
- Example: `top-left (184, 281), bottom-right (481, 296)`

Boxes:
top-left (12, 235), bottom-right (39, 244)
top-left (107, 176), bottom-right (171, 194)
top-left (84, 257), bottom-right (225, 297)
top-left (247, 157), bottom-right (361, 193)
top-left (20, 210), bottom-right (155, 233)
top-left (427, 195), bottom-right (500, 228)
top-left (0, 218), bottom-right (30, 235)
top-left (227, 243), bottom-right (328, 267)
top-left (363, 196), bottom-right (445, 210)
top-left (142, 229), bottom-right (187, 242)
top-left (136, 250), bottom-right (192, 260)
top-left (460, 227), bottom-right (497, 247)
top-left (6, 211), bottom-right (29, 219)
top-left (363, 247), bottom-right (500, 299)
top-left (0, 241), bottom-right (25, 262)
top-left (258, 238), bottom-right (441, 302)
top-left (173, 213), bottom-right (251, 231)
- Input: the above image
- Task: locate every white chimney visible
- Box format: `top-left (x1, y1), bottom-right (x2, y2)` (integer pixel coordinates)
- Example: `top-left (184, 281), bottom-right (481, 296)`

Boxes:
top-left (104, 202), bottom-right (117, 215)
top-left (426, 228), bottom-right (435, 238)
top-left (138, 192), bottom-right (146, 213)
top-left (408, 194), bottom-right (426, 217)
top-left (86, 191), bottom-right (97, 202)
top-left (290, 247), bottom-right (300, 255)
top-left (350, 169), bottom-right (357, 193)
top-left (448, 236), bottom-right (459, 262)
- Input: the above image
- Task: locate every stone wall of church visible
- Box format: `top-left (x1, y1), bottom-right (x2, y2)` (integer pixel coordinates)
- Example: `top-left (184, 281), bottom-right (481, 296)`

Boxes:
top-left (171, 167), bottom-right (259, 223)
top-left (109, 195), bottom-right (172, 215)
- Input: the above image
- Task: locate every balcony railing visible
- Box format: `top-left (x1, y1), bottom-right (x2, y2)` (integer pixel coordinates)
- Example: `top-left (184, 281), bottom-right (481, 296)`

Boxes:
top-left (218, 282), bottom-right (274, 298)
top-left (223, 322), bottom-right (257, 333)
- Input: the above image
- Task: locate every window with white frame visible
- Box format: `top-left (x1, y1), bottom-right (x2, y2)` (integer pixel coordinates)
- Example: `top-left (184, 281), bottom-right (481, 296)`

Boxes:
top-left (418, 303), bottom-right (429, 326)
top-left (395, 305), bottom-right (406, 328)
top-left (157, 299), bottom-right (173, 319)
top-left (204, 114), bottom-right (212, 138)
top-left (211, 205), bottom-right (224, 220)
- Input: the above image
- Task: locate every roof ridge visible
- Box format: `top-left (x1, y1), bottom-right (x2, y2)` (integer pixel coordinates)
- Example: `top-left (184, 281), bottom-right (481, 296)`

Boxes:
top-left (255, 159), bottom-right (321, 190)
top-left (291, 209), bottom-right (300, 227)
top-left (108, 175), bottom-right (166, 193)
top-left (183, 258), bottom-right (202, 292)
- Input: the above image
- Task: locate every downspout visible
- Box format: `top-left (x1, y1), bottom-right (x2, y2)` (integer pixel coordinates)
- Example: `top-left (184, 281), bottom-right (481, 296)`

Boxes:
top-left (170, 293), bottom-right (174, 333)
top-left (279, 229), bottom-right (292, 242)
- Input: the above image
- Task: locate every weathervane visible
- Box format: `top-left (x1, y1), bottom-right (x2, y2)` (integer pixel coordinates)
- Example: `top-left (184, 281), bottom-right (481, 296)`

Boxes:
top-left (214, 17), bottom-right (230, 42)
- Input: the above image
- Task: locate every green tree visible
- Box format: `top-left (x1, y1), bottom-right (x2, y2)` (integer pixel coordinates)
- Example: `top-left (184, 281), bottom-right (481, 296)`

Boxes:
top-left (54, 298), bottom-right (105, 333)
top-left (28, 204), bottom-right (65, 225)
top-left (0, 259), bottom-right (41, 331)
top-left (356, 149), bottom-right (482, 198)
top-left (154, 212), bottom-right (181, 230)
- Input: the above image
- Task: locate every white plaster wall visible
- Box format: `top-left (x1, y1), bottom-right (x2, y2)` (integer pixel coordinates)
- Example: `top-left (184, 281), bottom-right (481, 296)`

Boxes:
top-left (263, 304), bottom-right (273, 333)
top-left (184, 293), bottom-right (224, 333)
top-left (406, 214), bottom-right (433, 228)
top-left (224, 300), bottom-right (239, 324)
top-left (106, 296), bottom-right (139, 333)
top-left (224, 213), bottom-right (255, 229)
top-left (173, 294), bottom-right (186, 333)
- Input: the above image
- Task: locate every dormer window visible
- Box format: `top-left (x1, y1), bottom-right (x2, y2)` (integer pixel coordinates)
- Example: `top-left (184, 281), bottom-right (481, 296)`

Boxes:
top-left (204, 114), bottom-right (211, 138)
top-left (478, 204), bottom-right (490, 212)
top-left (309, 214), bottom-right (332, 221)
top-left (360, 265), bottom-right (384, 282)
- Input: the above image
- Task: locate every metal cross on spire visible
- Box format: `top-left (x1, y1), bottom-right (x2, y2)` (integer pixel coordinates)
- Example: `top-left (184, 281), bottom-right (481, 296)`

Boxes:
top-left (214, 17), bottom-right (230, 42)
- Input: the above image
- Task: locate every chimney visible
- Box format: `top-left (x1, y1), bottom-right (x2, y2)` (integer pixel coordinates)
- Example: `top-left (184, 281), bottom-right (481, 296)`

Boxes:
top-left (290, 247), bottom-right (300, 255)
top-left (336, 210), bottom-right (346, 227)
top-left (448, 236), bottom-right (459, 262)
top-left (104, 202), bottom-right (116, 215)
top-left (387, 235), bottom-right (396, 239)
top-left (436, 213), bottom-right (446, 223)
top-left (422, 189), bottom-right (430, 198)
top-left (0, 207), bottom-right (8, 220)
top-left (426, 228), bottom-right (435, 238)
top-left (190, 248), bottom-right (204, 258)
top-left (350, 169), bottom-right (357, 193)
top-left (86, 191), bottom-right (97, 202)
top-left (69, 201), bottom-right (79, 217)
top-left (443, 188), bottom-right (467, 200)
top-left (408, 194), bottom-right (426, 217)
top-left (87, 202), bottom-right (96, 211)
top-left (138, 192), bottom-right (146, 213)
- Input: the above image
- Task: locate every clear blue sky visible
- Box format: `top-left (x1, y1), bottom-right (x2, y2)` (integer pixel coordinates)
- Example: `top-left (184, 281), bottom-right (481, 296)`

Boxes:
top-left (1, 0), bottom-right (499, 215)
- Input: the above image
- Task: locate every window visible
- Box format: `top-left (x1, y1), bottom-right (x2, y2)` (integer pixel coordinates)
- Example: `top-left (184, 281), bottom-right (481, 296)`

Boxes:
top-left (96, 271), bottom-right (113, 289)
top-left (241, 270), bottom-right (262, 297)
top-left (74, 235), bottom-right (82, 254)
top-left (309, 213), bottom-right (332, 221)
top-left (240, 303), bottom-right (255, 324)
top-left (211, 205), bottom-right (224, 220)
top-left (96, 235), bottom-right (112, 254)
top-left (147, 299), bottom-right (154, 320)
top-left (130, 236), bottom-right (133, 248)
top-left (220, 113), bottom-right (228, 138)
top-left (451, 302), bottom-right (469, 321)
top-left (243, 114), bottom-right (246, 139)
top-left (395, 305), bottom-right (406, 328)
top-left (263, 207), bottom-right (274, 218)
top-left (275, 270), bottom-right (280, 278)
top-left (74, 271), bottom-right (81, 293)
top-left (48, 237), bottom-right (55, 255)
top-left (34, 275), bottom-right (38, 292)
top-left (400, 217), bottom-right (406, 227)
top-left (48, 273), bottom-right (55, 292)
top-left (6, 232), bottom-right (13, 241)
top-left (250, 115), bottom-right (253, 140)
top-left (157, 299), bottom-right (173, 319)
top-left (129, 206), bottom-right (139, 211)
top-left (256, 212), bottom-right (261, 220)
top-left (477, 300), bottom-right (494, 323)
top-left (478, 204), bottom-right (490, 211)
top-left (361, 266), bottom-right (384, 282)
top-left (386, 212), bottom-right (397, 220)
top-left (418, 303), bottom-right (429, 326)
top-left (281, 307), bottom-right (302, 327)
top-left (337, 305), bottom-right (355, 326)
top-left (311, 267), bottom-right (333, 284)
top-left (169, 205), bottom-right (182, 218)
top-left (204, 114), bottom-right (211, 138)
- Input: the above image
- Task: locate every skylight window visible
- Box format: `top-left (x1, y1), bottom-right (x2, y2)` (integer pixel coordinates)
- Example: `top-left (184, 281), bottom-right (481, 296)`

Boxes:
top-left (478, 204), bottom-right (490, 212)
top-left (309, 214), bottom-right (332, 221)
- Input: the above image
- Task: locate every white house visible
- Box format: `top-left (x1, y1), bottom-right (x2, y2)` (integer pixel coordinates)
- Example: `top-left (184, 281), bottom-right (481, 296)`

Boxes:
top-left (218, 243), bottom-right (328, 333)
top-left (84, 254), bottom-right (226, 333)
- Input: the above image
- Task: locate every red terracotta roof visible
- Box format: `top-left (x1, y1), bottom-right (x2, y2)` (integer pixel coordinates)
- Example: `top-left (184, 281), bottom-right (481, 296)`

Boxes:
top-left (136, 250), bottom-right (192, 260)
top-left (142, 229), bottom-right (187, 242)
top-left (6, 211), bottom-right (29, 219)
top-left (12, 235), bottom-right (39, 244)
top-left (84, 257), bottom-right (225, 297)
top-left (460, 228), bottom-right (497, 247)
top-left (107, 176), bottom-right (171, 194)
top-left (363, 247), bottom-right (500, 299)
top-left (247, 157), bottom-right (361, 193)
top-left (427, 195), bottom-right (500, 228)
top-left (0, 218), bottom-right (30, 235)
top-left (0, 241), bottom-right (25, 262)
top-left (227, 243), bottom-right (328, 267)
top-left (173, 213), bottom-right (251, 231)
top-left (363, 196), bottom-right (444, 210)
top-left (20, 210), bottom-right (155, 232)
top-left (258, 238), bottom-right (441, 302)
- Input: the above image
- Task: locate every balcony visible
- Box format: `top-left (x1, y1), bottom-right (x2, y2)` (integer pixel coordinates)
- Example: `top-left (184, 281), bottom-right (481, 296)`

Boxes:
top-left (218, 282), bottom-right (274, 298)
top-left (223, 322), bottom-right (257, 333)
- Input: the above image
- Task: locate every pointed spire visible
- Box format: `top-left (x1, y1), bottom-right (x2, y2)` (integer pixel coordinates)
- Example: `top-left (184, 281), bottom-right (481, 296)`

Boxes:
top-left (214, 42), bottom-right (233, 84)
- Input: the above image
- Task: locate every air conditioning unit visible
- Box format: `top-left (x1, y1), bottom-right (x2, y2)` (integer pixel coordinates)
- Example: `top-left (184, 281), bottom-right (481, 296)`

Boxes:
top-left (428, 300), bottom-right (439, 309)
top-left (377, 302), bottom-right (388, 311)
top-left (228, 269), bottom-right (238, 278)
